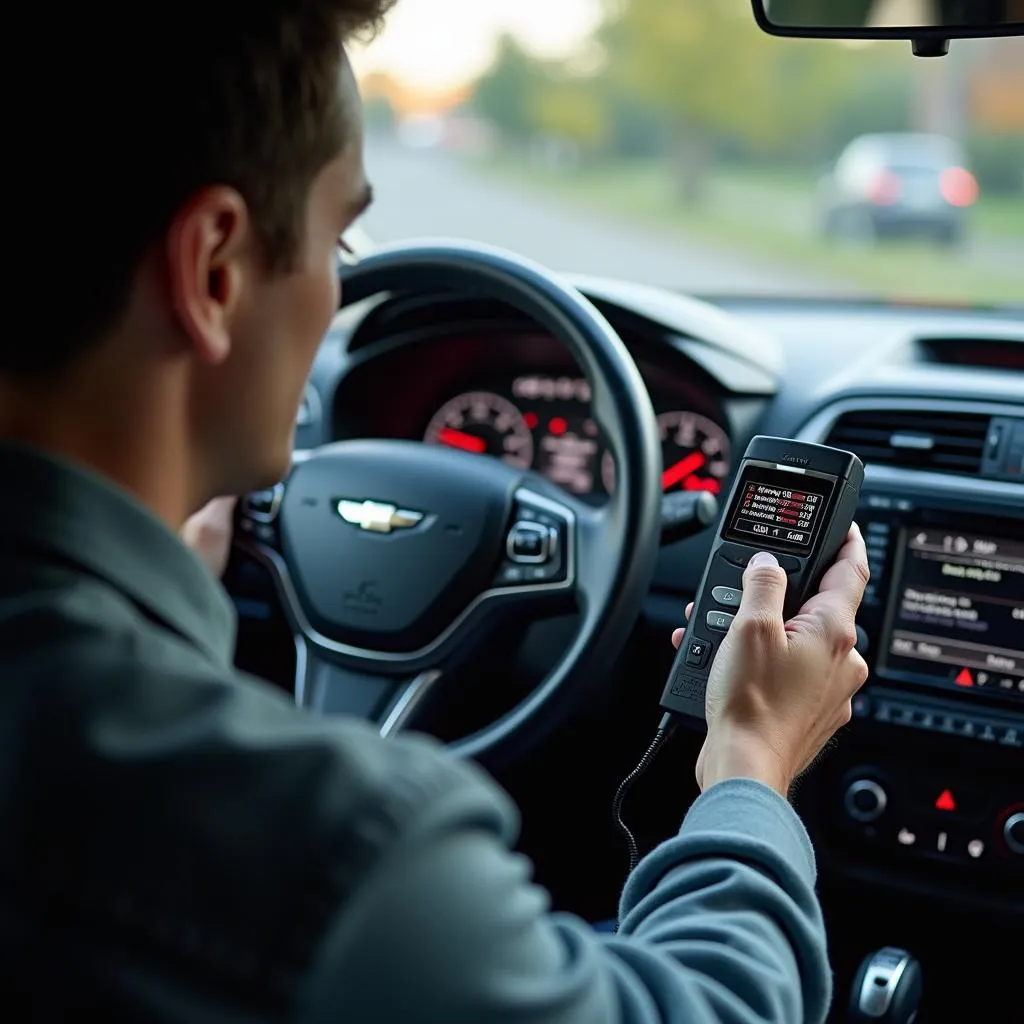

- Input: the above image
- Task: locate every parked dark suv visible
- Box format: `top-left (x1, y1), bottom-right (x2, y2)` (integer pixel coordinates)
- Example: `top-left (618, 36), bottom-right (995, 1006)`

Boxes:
top-left (817, 132), bottom-right (979, 246)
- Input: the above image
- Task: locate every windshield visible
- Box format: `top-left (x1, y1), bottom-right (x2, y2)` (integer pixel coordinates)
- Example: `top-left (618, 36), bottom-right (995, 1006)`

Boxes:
top-left (351, 0), bottom-right (1024, 306)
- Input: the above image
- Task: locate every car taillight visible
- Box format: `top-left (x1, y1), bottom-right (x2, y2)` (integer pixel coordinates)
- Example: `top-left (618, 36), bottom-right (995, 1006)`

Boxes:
top-left (939, 166), bottom-right (979, 207)
top-left (868, 170), bottom-right (901, 205)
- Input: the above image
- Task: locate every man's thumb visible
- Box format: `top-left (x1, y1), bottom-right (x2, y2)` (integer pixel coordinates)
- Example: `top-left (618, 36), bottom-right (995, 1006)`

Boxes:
top-left (737, 551), bottom-right (788, 625)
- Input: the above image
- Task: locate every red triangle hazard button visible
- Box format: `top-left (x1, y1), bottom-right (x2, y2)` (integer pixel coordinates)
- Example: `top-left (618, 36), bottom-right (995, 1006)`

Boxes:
top-left (935, 789), bottom-right (957, 812)
top-left (955, 668), bottom-right (974, 687)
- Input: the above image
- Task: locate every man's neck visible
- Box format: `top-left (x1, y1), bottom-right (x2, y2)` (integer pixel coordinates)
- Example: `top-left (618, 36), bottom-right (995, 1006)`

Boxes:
top-left (0, 366), bottom-right (200, 530)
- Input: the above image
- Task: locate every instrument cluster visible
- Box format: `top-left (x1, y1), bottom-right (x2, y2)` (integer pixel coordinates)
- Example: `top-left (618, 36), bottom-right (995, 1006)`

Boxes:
top-left (421, 373), bottom-right (731, 500)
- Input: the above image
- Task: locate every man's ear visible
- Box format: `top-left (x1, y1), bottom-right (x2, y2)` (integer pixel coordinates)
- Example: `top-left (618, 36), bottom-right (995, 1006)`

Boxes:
top-left (166, 187), bottom-right (252, 366)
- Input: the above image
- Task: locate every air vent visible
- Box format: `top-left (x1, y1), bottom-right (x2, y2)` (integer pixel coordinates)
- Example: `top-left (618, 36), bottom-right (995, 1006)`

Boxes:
top-left (825, 409), bottom-right (991, 475)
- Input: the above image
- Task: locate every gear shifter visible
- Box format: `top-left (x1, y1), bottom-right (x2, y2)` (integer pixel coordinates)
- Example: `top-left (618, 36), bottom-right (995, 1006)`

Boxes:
top-left (848, 948), bottom-right (922, 1023)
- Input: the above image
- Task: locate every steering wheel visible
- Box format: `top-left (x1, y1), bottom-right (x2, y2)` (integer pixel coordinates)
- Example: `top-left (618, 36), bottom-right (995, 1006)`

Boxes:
top-left (238, 241), bottom-right (663, 766)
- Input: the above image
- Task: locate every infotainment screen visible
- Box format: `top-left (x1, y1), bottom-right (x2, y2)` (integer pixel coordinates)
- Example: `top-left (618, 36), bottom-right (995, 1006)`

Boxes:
top-left (878, 528), bottom-right (1024, 700)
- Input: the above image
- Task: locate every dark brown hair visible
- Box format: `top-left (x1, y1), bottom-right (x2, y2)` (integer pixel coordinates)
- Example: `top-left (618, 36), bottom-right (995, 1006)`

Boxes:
top-left (9, 1), bottom-right (394, 379)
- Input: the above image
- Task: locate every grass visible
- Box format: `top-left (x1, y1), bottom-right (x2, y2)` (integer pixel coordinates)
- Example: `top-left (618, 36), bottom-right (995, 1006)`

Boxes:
top-left (480, 157), bottom-right (1024, 305)
top-left (975, 195), bottom-right (1024, 241)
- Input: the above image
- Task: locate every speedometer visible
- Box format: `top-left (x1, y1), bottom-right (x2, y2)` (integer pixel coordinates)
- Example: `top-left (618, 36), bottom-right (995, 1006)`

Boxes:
top-left (601, 411), bottom-right (730, 494)
top-left (423, 391), bottom-right (534, 468)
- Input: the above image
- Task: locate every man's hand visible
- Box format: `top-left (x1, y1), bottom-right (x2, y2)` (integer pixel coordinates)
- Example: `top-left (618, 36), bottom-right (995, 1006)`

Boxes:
top-left (672, 525), bottom-right (870, 797)
top-left (181, 496), bottom-right (238, 578)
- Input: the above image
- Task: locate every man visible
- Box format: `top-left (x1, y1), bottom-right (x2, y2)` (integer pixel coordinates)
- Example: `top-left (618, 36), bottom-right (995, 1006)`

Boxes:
top-left (0, 3), bottom-right (869, 1021)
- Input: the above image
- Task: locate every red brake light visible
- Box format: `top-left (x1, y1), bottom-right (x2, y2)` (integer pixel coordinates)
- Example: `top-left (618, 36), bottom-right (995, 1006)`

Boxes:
top-left (939, 166), bottom-right (979, 207)
top-left (868, 170), bottom-right (901, 205)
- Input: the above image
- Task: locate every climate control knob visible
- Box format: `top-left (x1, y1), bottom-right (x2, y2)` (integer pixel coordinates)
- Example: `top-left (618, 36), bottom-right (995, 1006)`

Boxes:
top-left (1003, 812), bottom-right (1024, 856)
top-left (844, 778), bottom-right (888, 823)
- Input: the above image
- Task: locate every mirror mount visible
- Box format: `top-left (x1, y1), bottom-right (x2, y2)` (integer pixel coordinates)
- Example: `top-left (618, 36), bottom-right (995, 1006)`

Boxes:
top-left (911, 36), bottom-right (950, 56)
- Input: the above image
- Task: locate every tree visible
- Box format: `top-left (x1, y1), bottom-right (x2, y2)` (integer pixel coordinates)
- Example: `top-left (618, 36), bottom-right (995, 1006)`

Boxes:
top-left (600, 0), bottom-right (855, 200)
top-left (530, 76), bottom-right (611, 155)
top-left (471, 34), bottom-right (543, 143)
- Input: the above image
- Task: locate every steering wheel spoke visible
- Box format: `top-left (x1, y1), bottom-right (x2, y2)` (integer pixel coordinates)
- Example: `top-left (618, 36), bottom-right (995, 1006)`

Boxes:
top-left (295, 638), bottom-right (442, 735)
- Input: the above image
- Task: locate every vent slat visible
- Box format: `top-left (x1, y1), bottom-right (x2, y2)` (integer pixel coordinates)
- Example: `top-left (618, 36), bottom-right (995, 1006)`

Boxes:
top-left (825, 409), bottom-right (990, 477)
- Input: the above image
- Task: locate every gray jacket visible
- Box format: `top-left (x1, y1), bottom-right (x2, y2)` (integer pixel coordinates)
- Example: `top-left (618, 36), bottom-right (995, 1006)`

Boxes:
top-left (0, 441), bottom-right (831, 1022)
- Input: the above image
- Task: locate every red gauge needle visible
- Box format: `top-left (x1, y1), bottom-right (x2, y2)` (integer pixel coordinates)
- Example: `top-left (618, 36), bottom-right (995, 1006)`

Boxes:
top-left (662, 451), bottom-right (706, 491)
top-left (437, 427), bottom-right (487, 453)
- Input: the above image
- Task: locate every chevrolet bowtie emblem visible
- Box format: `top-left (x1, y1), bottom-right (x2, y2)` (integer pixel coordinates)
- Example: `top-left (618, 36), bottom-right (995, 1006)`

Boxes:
top-left (336, 499), bottom-right (424, 534)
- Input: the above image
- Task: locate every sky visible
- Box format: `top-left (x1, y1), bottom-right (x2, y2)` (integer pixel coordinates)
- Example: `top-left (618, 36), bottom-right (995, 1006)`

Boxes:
top-left (348, 0), bottom-right (601, 90)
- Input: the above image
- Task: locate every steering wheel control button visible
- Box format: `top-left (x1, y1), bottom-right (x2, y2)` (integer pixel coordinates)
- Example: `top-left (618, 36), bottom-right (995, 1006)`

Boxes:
top-left (705, 610), bottom-right (734, 633)
top-left (507, 521), bottom-right (554, 564)
top-left (685, 638), bottom-right (712, 668)
top-left (494, 498), bottom-right (570, 588)
top-left (242, 483), bottom-right (284, 523)
top-left (711, 586), bottom-right (742, 608)
top-left (1003, 812), bottom-right (1024, 855)
top-left (845, 779), bottom-right (888, 823)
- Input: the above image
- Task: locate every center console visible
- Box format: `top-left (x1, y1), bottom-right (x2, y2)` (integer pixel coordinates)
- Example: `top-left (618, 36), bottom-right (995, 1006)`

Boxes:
top-left (841, 493), bottom-right (1022, 872)
top-left (791, 427), bottom-right (1023, 906)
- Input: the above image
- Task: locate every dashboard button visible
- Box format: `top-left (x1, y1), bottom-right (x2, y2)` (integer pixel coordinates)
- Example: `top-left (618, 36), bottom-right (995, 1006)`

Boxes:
top-left (998, 727), bottom-right (1021, 748)
top-left (705, 610), bottom-right (735, 633)
top-left (910, 781), bottom-right (987, 820)
top-left (1002, 813), bottom-right (1024, 855)
top-left (844, 779), bottom-right (888, 823)
top-left (711, 586), bottom-right (742, 608)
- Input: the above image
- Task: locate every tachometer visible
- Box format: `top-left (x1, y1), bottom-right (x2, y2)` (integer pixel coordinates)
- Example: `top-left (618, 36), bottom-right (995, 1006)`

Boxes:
top-left (423, 391), bottom-right (534, 468)
top-left (658, 411), bottom-right (730, 493)
top-left (600, 410), bottom-right (730, 494)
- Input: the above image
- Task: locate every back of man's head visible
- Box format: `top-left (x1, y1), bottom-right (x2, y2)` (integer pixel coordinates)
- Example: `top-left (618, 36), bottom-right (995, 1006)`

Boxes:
top-left (10, 1), bottom-right (392, 383)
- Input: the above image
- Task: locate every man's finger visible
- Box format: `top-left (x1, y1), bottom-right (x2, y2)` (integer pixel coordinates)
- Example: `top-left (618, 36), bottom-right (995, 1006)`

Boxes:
top-left (670, 603), bottom-right (695, 648)
top-left (798, 524), bottom-right (870, 623)
top-left (734, 551), bottom-right (788, 638)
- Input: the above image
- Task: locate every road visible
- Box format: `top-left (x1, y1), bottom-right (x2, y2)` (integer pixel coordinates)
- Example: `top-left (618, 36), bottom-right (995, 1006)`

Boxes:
top-left (361, 140), bottom-right (861, 297)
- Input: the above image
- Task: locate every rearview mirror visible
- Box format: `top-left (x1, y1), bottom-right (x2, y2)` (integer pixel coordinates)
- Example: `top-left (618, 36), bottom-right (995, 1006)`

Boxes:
top-left (752, 0), bottom-right (1024, 56)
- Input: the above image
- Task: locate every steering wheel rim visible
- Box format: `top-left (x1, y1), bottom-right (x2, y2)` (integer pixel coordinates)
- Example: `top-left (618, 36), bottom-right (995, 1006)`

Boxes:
top-left (240, 239), bottom-right (662, 766)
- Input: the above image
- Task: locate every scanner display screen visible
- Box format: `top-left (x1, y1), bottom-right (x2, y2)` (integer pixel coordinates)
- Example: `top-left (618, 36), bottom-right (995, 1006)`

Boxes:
top-left (723, 464), bottom-right (836, 552)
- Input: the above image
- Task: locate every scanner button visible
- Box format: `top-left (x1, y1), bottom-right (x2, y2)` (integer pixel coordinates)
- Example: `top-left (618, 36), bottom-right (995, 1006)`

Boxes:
top-left (711, 586), bottom-right (742, 608)
top-left (706, 611), bottom-right (735, 632)
top-left (718, 544), bottom-right (753, 567)
top-left (775, 554), bottom-right (802, 573)
top-left (685, 638), bottom-right (712, 667)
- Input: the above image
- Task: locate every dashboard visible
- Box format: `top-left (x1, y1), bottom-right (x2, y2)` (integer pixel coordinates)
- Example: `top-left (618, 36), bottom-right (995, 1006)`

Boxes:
top-left (235, 277), bottom-right (1023, 1013)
